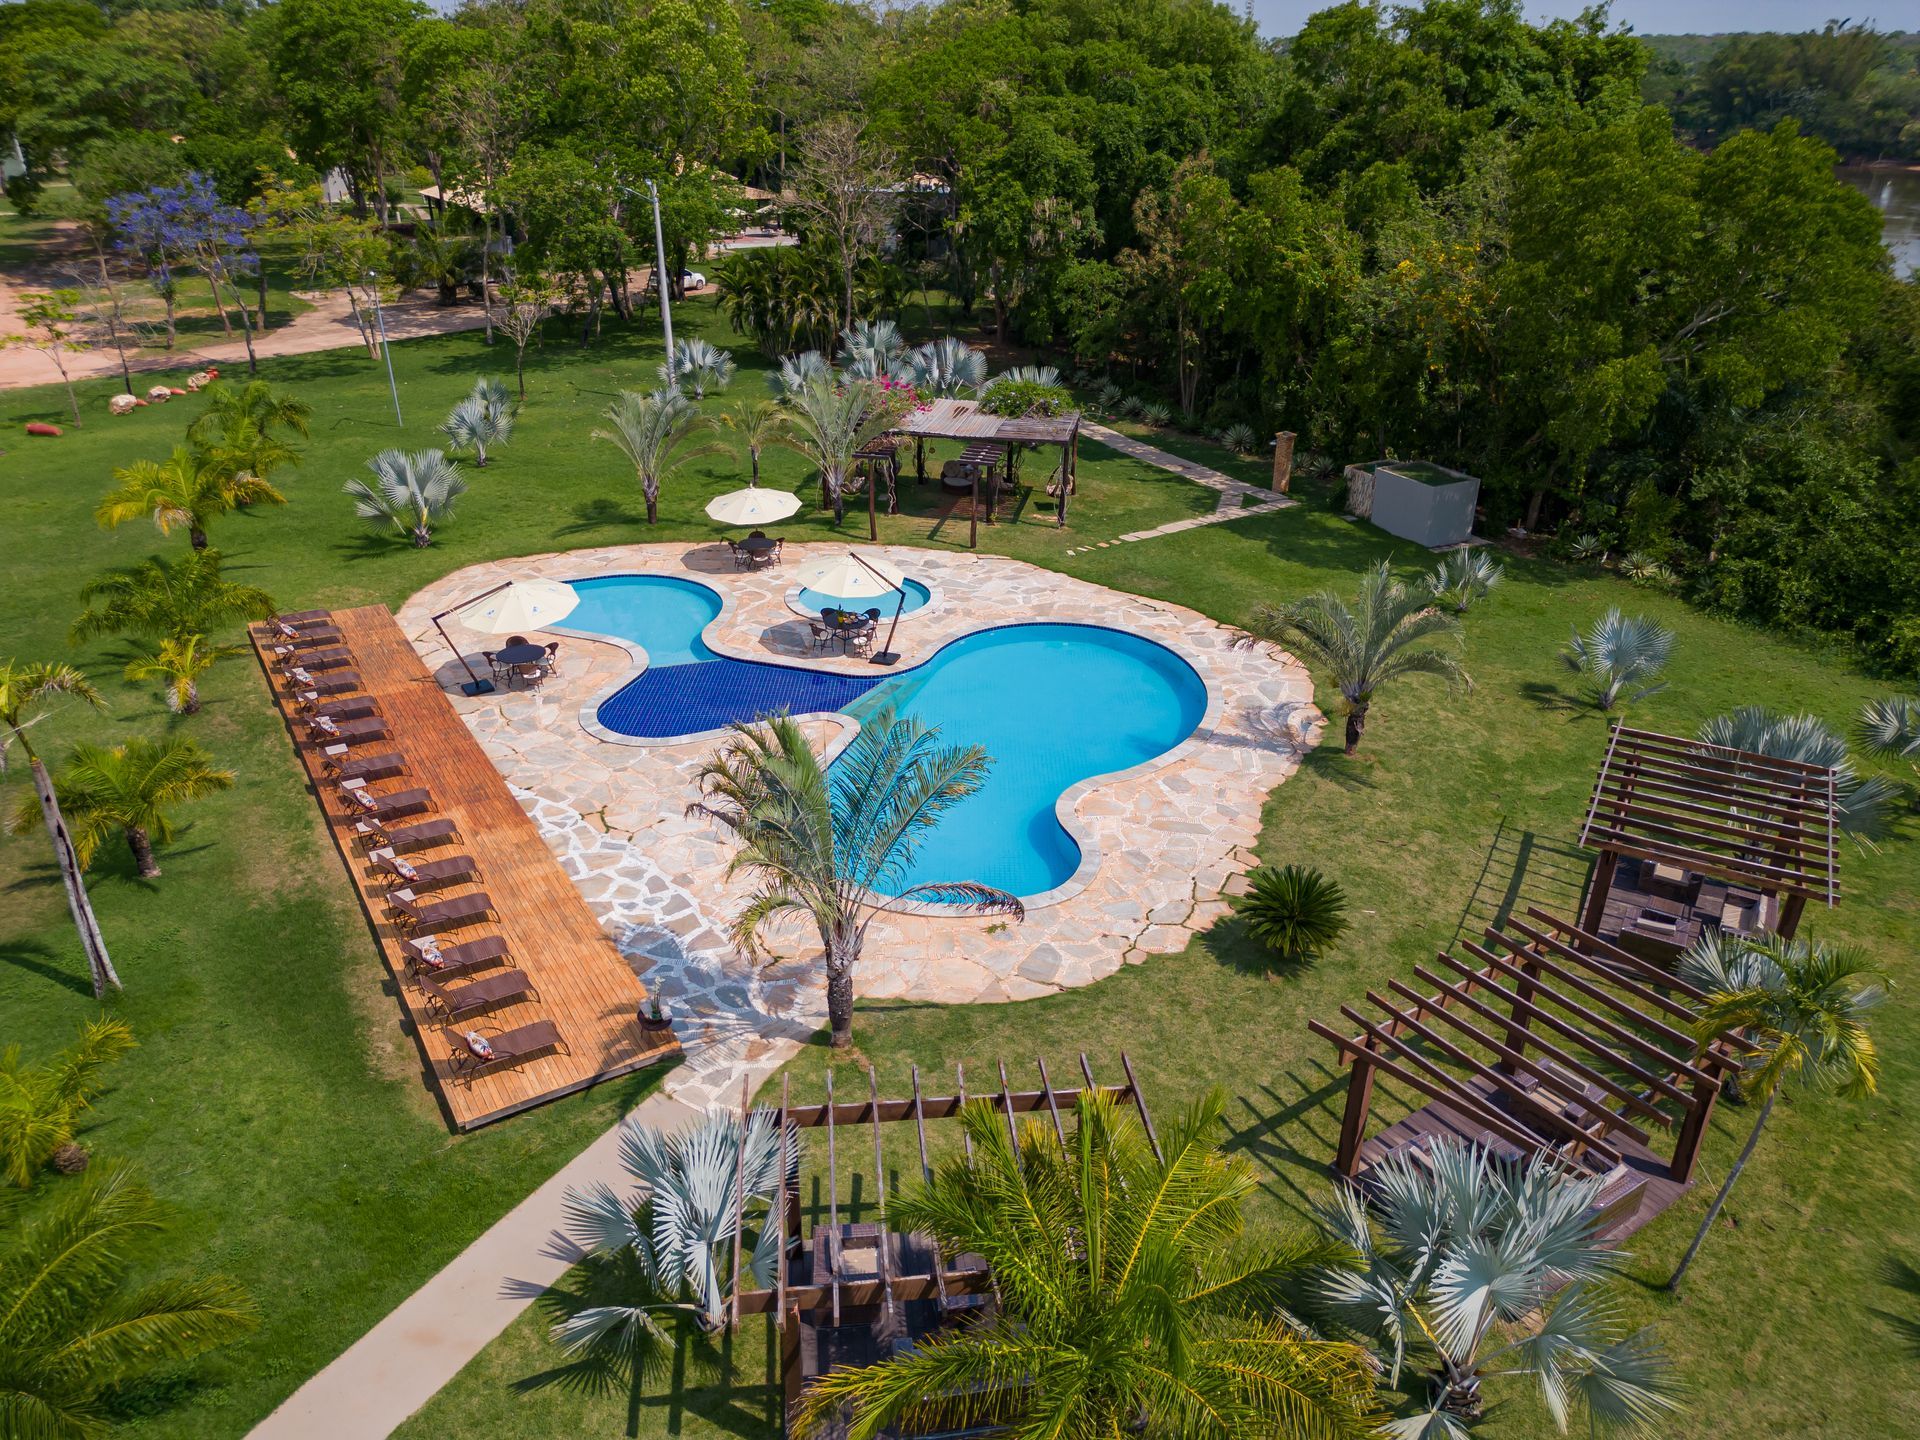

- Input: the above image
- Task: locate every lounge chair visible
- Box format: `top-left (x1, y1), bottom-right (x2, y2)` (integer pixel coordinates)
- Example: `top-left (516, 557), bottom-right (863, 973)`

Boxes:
top-left (271, 610), bottom-right (332, 630)
top-left (267, 629), bottom-right (345, 663)
top-left (405, 933), bottom-right (511, 987)
top-left (388, 887), bottom-right (496, 936)
top-left (353, 814), bottom-right (459, 853)
top-left (277, 645), bottom-right (352, 673)
top-left (417, 967), bottom-right (536, 1022)
top-left (446, 1019), bottom-right (569, 1086)
top-left (290, 669), bottom-right (362, 697)
top-left (299, 694), bottom-right (378, 721)
top-left (373, 849), bottom-right (478, 893)
top-left (342, 786), bottom-right (433, 823)
top-left (305, 714), bottom-right (389, 746)
top-left (327, 750), bottom-right (408, 783)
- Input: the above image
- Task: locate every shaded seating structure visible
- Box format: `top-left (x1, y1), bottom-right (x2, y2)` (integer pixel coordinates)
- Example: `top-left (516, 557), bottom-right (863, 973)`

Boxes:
top-left (1311, 907), bottom-right (1748, 1244)
top-left (894, 397), bottom-right (1083, 541)
top-left (1577, 723), bottom-right (1840, 961)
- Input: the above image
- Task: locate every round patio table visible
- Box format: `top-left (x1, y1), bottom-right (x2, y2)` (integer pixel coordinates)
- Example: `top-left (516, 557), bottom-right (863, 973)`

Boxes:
top-left (493, 642), bottom-right (546, 667)
top-left (740, 535), bottom-right (776, 554)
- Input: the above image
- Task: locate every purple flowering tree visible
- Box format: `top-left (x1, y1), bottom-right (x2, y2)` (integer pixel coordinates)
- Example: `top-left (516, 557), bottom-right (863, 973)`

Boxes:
top-left (107, 174), bottom-right (263, 374)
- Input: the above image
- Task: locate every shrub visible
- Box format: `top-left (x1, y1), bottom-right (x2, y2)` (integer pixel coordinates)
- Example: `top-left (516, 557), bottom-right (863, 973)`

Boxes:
top-left (1561, 608), bottom-right (1674, 710)
top-left (1424, 548), bottom-right (1504, 613)
top-left (1238, 864), bottom-right (1349, 964)
top-left (1096, 380), bottom-right (1124, 411)
top-left (1219, 422), bottom-right (1258, 456)
top-left (980, 377), bottom-right (1072, 418)
top-left (1140, 400), bottom-right (1172, 427)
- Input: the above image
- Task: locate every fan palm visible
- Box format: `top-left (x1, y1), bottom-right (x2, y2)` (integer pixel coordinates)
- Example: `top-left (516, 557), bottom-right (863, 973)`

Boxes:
top-left (343, 448), bottom-right (468, 547)
top-left (592, 389), bottom-right (724, 525)
top-left (440, 378), bottom-right (514, 468)
top-left (777, 349), bottom-right (831, 394)
top-left (1315, 1138), bottom-right (1681, 1438)
top-left (121, 633), bottom-right (239, 715)
top-left (1425, 550), bottom-right (1505, 614)
top-left (1239, 561), bottom-right (1470, 755)
top-left (687, 707), bottom-right (1023, 1048)
top-left (0, 1017), bottom-right (135, 1188)
top-left (906, 336), bottom-right (986, 397)
top-left (797, 1088), bottom-right (1383, 1440)
top-left (993, 362), bottom-right (1062, 387)
top-left (1560, 610), bottom-right (1673, 711)
top-left (779, 375), bottom-right (899, 526)
top-left (1695, 705), bottom-right (1895, 840)
top-left (70, 550), bottom-right (275, 646)
top-left (1857, 694), bottom-right (1920, 761)
top-left (95, 446), bottom-right (286, 550)
top-left (1665, 931), bottom-right (1886, 1292)
top-left (14, 736), bottom-right (234, 878)
top-left (0, 660), bottom-right (119, 996)
top-left (715, 397), bottom-right (790, 486)
top-left (0, 1165), bottom-right (256, 1438)
top-left (664, 337), bottom-right (737, 399)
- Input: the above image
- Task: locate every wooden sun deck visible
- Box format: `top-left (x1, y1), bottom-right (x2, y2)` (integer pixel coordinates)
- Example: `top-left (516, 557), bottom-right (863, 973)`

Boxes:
top-left (251, 604), bottom-right (679, 1130)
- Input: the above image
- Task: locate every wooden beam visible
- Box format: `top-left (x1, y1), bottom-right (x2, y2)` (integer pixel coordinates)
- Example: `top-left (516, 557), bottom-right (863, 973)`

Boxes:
top-left (825, 1067), bottom-right (839, 1327)
top-left (1482, 927), bottom-right (1700, 1050)
top-left (727, 1073), bottom-right (751, 1330)
top-left (1121, 1052), bottom-right (1163, 1164)
top-left (1037, 1057), bottom-right (1067, 1149)
top-left (1333, 1041), bottom-right (1377, 1177)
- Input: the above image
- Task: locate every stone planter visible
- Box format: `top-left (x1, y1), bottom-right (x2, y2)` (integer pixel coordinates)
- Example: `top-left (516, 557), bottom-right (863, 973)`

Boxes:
top-left (1345, 460), bottom-right (1479, 549)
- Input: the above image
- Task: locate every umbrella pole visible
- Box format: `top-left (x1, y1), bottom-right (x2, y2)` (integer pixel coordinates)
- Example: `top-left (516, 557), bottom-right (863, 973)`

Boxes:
top-left (433, 613), bottom-right (495, 695)
top-left (874, 585), bottom-right (907, 666)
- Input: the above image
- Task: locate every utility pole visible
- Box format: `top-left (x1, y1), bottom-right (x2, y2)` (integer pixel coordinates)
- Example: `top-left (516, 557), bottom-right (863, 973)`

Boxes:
top-left (367, 270), bottom-right (402, 426)
top-left (620, 181), bottom-right (677, 390)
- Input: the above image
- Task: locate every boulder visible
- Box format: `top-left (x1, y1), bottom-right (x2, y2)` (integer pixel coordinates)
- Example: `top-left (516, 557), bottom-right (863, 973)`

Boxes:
top-left (108, 393), bottom-right (140, 416)
top-left (25, 422), bottom-right (62, 437)
top-left (185, 370), bottom-right (212, 391)
top-left (147, 385), bottom-right (172, 402)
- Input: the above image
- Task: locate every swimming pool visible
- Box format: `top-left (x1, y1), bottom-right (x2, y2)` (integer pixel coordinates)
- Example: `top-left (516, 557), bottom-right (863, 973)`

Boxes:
top-left (570, 574), bottom-right (1208, 899)
top-left (795, 577), bottom-right (933, 618)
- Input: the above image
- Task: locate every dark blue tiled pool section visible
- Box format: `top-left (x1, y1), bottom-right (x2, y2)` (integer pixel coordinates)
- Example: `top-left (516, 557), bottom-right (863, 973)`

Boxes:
top-left (597, 657), bottom-right (890, 739)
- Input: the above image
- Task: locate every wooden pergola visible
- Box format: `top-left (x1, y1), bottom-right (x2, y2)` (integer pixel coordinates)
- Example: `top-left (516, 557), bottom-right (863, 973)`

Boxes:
top-left (1577, 723), bottom-right (1840, 957)
top-left (1311, 908), bottom-right (1745, 1242)
top-left (716, 1055), bottom-right (1156, 1426)
top-left (895, 397), bottom-right (1083, 541)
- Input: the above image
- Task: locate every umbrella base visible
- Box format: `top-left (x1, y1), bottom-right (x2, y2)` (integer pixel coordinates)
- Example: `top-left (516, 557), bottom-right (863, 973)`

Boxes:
top-left (869, 652), bottom-right (902, 667)
top-left (460, 679), bottom-right (498, 696)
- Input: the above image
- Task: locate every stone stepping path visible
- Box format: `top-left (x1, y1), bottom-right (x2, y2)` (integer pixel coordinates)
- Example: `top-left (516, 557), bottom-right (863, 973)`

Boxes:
top-left (1066, 423), bottom-right (1294, 554)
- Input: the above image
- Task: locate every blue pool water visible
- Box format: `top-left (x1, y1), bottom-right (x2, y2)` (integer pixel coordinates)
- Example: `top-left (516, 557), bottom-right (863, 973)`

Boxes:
top-left (797, 578), bottom-right (933, 617)
top-left (572, 575), bottom-right (1206, 898)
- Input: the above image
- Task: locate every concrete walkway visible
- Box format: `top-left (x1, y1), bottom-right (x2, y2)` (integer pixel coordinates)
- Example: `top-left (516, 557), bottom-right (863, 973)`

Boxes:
top-left (1066, 422), bottom-right (1294, 553)
top-left (248, 1090), bottom-right (702, 1440)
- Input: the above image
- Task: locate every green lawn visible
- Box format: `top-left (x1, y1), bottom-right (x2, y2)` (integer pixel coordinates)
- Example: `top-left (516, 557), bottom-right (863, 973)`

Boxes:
top-left (3, 299), bottom-right (1917, 1439)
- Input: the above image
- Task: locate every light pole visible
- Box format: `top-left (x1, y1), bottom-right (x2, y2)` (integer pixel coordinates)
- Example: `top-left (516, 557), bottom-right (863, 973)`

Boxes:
top-left (621, 180), bottom-right (676, 390)
top-left (367, 270), bottom-right (402, 426)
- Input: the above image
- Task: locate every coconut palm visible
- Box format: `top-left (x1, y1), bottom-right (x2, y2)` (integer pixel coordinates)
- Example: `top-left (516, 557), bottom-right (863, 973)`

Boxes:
top-left (906, 336), bottom-right (986, 397)
top-left (779, 375), bottom-right (899, 526)
top-left (95, 446), bottom-right (286, 551)
top-left (0, 660), bottom-right (119, 996)
top-left (1239, 561), bottom-right (1470, 755)
top-left (191, 417), bottom-right (303, 507)
top-left (687, 707), bottom-right (1023, 1048)
top-left (15, 736), bottom-right (234, 878)
top-left (777, 349), bottom-right (831, 394)
top-left (0, 1017), bottom-right (136, 1188)
top-left (1858, 694), bottom-right (1920, 761)
top-left (592, 389), bottom-right (724, 525)
top-left (70, 550), bottom-right (275, 647)
top-left (121, 633), bottom-right (239, 716)
top-left (1560, 609), bottom-right (1673, 711)
top-left (1315, 1138), bottom-right (1682, 1438)
top-left (186, 377), bottom-right (312, 448)
top-left (1425, 549), bottom-right (1505, 614)
top-left (1665, 931), bottom-right (1886, 1293)
top-left (440, 378), bottom-right (514, 468)
top-left (715, 396), bottom-right (790, 486)
top-left (1696, 706), bottom-right (1896, 840)
top-left (663, 337), bottom-right (737, 399)
top-left (553, 1107), bottom-right (786, 1375)
top-left (343, 448), bottom-right (468, 547)
top-left (0, 1164), bottom-right (256, 1437)
top-left (798, 1088), bottom-right (1383, 1440)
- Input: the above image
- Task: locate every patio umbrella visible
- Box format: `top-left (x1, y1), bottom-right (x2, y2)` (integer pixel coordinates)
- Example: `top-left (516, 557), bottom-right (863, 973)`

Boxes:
top-left (793, 550), bottom-right (909, 667)
top-left (433, 577), bottom-right (580, 695)
top-left (706, 487), bottom-right (802, 525)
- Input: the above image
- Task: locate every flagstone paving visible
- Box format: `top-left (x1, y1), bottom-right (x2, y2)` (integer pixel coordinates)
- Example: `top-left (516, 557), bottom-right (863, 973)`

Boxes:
top-left (1063, 422), bottom-right (1296, 552)
top-left (395, 543), bottom-right (1319, 1108)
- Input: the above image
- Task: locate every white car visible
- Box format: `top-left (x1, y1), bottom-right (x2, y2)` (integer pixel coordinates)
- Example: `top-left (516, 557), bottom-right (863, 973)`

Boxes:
top-left (680, 269), bottom-right (707, 290)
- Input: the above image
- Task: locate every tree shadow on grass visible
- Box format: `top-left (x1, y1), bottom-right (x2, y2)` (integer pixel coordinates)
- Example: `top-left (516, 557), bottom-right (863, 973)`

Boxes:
top-left (1871, 1254), bottom-right (1920, 1359)
top-left (555, 497), bottom-right (648, 537)
top-left (1301, 745), bottom-right (1378, 792)
top-left (0, 936), bottom-right (94, 998)
top-left (1217, 1064), bottom-right (1350, 1219)
top-left (1516, 679), bottom-right (1594, 716)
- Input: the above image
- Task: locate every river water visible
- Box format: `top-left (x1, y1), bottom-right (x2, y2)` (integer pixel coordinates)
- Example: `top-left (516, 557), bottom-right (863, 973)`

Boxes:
top-left (1838, 165), bottom-right (1920, 278)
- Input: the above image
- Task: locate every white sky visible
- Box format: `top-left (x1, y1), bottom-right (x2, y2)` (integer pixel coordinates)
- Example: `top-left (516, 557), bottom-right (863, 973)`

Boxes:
top-left (1251, 1), bottom-right (1909, 37)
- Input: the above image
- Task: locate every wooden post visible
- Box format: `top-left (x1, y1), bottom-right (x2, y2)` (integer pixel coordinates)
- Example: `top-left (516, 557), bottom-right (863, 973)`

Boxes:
top-left (1581, 848), bottom-right (1618, 933)
top-left (866, 459), bottom-right (877, 542)
top-left (1777, 891), bottom-right (1806, 939)
top-left (1499, 952), bottom-right (1541, 1071)
top-left (1056, 433), bottom-right (1074, 528)
top-left (1334, 1044), bottom-right (1377, 1177)
top-left (1668, 1070), bottom-right (1722, 1182)
top-left (915, 436), bottom-right (925, 483)
top-left (968, 467), bottom-right (979, 550)
top-left (781, 1302), bottom-right (805, 1429)
top-left (1272, 431), bottom-right (1296, 493)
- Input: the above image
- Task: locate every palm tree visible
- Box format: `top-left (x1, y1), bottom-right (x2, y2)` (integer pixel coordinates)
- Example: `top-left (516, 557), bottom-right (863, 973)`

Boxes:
top-left (440, 379), bottom-right (514, 468)
top-left (14, 737), bottom-right (234, 878)
top-left (186, 378), bottom-right (313, 448)
top-left (1858, 694), bottom-right (1920, 761)
top-left (1314, 1137), bottom-right (1681, 1437)
top-left (1560, 609), bottom-right (1673, 711)
top-left (663, 337), bottom-right (737, 399)
top-left (906, 336), bottom-right (987, 397)
top-left (553, 1107), bottom-right (785, 1375)
top-left (410, 225), bottom-right (474, 304)
top-left (192, 417), bottom-right (303, 508)
top-left (1665, 931), bottom-right (1886, 1293)
top-left (122, 634), bottom-right (239, 716)
top-left (687, 707), bottom-right (1023, 1048)
top-left (591, 389), bottom-right (723, 525)
top-left (0, 1017), bottom-right (136, 1188)
top-left (95, 447), bottom-right (286, 550)
top-left (1696, 705), bottom-right (1896, 840)
top-left (70, 550), bottom-right (275, 647)
top-left (0, 660), bottom-right (119, 997)
top-left (1425, 549), bottom-right (1504, 614)
top-left (1238, 561), bottom-right (1470, 755)
top-left (715, 397), bottom-right (790, 486)
top-left (797, 1088), bottom-right (1383, 1440)
top-left (777, 349), bottom-right (831, 395)
top-left (0, 1165), bottom-right (256, 1437)
top-left (780, 375), bottom-right (899, 526)
top-left (343, 449), bottom-right (468, 547)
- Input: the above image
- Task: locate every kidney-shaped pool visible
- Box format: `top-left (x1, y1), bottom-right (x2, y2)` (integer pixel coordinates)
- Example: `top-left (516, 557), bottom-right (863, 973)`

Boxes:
top-left (564, 574), bottom-right (1207, 899)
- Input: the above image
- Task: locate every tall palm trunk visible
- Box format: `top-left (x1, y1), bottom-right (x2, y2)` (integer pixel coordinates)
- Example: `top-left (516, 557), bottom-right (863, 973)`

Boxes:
top-left (24, 751), bottom-right (121, 996)
top-left (126, 825), bottom-right (161, 879)
top-left (1667, 1089), bottom-right (1776, 1293)
top-left (824, 929), bottom-right (858, 1048)
top-left (1344, 701), bottom-right (1369, 755)
top-left (190, 526), bottom-right (209, 551)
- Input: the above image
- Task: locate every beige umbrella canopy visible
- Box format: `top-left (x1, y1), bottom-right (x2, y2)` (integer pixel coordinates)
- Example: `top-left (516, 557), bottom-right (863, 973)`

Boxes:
top-left (791, 549), bottom-right (905, 599)
top-left (454, 578), bottom-right (580, 634)
top-left (705, 487), bottom-right (803, 526)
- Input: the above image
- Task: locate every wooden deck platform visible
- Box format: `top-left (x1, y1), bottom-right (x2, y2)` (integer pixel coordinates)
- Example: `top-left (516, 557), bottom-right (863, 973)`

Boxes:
top-left (251, 604), bottom-right (679, 1130)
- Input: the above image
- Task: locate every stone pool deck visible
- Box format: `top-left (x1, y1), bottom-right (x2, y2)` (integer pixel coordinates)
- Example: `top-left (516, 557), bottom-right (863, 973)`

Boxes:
top-left (396, 543), bottom-right (1319, 1108)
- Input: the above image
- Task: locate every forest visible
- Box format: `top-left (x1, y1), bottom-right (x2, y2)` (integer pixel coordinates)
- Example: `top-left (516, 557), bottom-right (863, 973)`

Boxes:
top-left (4, 0), bottom-right (1919, 675)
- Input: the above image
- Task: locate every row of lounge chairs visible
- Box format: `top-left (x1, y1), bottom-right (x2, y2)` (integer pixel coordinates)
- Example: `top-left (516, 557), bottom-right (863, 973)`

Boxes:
top-left (268, 610), bottom-right (573, 1087)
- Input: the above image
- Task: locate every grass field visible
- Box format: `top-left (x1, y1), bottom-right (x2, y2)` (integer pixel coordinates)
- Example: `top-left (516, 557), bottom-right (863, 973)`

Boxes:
top-left (3, 294), bottom-right (1917, 1439)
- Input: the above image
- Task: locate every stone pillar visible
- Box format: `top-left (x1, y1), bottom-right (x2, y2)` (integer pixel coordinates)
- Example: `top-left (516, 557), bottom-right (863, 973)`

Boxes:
top-left (1272, 431), bottom-right (1296, 493)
